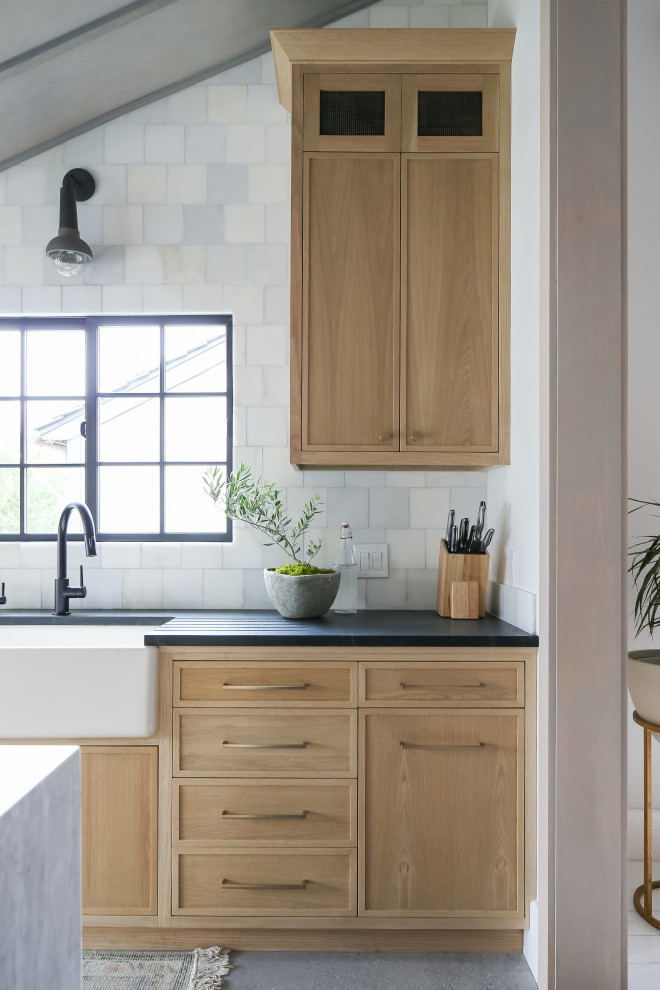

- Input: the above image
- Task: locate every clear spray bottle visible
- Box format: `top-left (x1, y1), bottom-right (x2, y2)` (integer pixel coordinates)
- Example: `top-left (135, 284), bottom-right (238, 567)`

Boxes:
top-left (333, 522), bottom-right (358, 614)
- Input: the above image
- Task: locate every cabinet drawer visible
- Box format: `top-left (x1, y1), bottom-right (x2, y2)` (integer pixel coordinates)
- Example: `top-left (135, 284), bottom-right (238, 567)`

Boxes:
top-left (360, 662), bottom-right (524, 707)
top-left (174, 709), bottom-right (356, 777)
top-left (174, 779), bottom-right (356, 846)
top-left (174, 661), bottom-right (356, 707)
top-left (174, 849), bottom-right (356, 916)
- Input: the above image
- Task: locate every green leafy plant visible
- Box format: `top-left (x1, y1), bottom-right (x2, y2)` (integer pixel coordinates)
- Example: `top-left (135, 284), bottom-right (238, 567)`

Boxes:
top-left (629, 497), bottom-right (660, 636)
top-left (203, 461), bottom-right (325, 568)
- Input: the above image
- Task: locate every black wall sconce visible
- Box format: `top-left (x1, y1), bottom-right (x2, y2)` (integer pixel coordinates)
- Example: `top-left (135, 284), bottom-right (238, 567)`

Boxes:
top-left (45, 168), bottom-right (96, 278)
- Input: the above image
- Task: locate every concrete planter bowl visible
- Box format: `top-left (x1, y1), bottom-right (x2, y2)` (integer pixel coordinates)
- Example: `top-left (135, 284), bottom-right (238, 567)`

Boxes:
top-left (263, 568), bottom-right (340, 619)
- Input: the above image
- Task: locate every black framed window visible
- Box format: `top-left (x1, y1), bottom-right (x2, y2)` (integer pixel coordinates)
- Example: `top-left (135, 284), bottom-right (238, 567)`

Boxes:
top-left (0, 315), bottom-right (232, 542)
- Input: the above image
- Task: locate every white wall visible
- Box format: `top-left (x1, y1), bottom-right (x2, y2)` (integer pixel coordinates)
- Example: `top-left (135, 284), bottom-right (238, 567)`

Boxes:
top-left (486, 0), bottom-right (541, 629)
top-left (627, 0), bottom-right (660, 852)
top-left (487, 0), bottom-right (541, 982)
top-left (0, 0), bottom-right (490, 612)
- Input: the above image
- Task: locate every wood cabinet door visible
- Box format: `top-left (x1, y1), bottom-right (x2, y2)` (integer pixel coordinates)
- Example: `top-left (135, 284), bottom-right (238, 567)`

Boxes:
top-left (360, 709), bottom-right (523, 917)
top-left (402, 73), bottom-right (499, 153)
top-left (81, 746), bottom-right (158, 916)
top-left (303, 73), bottom-right (401, 152)
top-left (402, 154), bottom-right (499, 452)
top-left (302, 152), bottom-right (400, 451)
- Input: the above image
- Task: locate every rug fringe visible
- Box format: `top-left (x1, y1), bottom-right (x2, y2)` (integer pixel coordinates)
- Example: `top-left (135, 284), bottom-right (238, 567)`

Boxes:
top-left (188, 946), bottom-right (232, 990)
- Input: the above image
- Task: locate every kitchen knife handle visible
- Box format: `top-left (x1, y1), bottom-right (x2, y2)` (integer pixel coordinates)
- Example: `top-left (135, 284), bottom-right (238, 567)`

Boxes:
top-left (482, 528), bottom-right (495, 550)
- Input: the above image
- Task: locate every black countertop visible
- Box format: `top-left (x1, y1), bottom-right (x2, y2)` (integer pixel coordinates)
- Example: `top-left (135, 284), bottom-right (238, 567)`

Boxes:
top-left (144, 610), bottom-right (539, 648)
top-left (0, 608), bottom-right (538, 647)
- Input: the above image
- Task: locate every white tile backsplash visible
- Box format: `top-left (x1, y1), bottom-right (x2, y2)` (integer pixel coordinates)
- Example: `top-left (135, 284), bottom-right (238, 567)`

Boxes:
top-left (0, 0), bottom-right (492, 616)
top-left (122, 568), bottom-right (163, 608)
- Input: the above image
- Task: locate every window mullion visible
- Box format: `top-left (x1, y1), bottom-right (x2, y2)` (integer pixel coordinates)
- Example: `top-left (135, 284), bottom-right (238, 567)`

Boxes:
top-left (85, 318), bottom-right (99, 527)
top-left (159, 322), bottom-right (166, 537)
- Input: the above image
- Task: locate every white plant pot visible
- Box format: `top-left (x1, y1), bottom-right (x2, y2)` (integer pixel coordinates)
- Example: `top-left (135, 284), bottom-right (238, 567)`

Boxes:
top-left (629, 650), bottom-right (660, 730)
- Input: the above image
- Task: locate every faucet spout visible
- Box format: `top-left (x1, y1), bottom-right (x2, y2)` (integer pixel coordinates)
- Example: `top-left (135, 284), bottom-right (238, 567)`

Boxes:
top-left (54, 502), bottom-right (97, 615)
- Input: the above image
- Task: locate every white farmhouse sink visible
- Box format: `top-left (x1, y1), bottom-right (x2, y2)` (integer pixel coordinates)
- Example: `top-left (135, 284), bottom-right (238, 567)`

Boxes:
top-left (0, 625), bottom-right (158, 738)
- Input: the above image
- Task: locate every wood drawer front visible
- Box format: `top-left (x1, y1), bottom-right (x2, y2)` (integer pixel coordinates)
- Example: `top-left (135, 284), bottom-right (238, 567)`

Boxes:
top-left (174, 779), bottom-right (356, 846)
top-left (174, 849), bottom-right (357, 916)
top-left (360, 662), bottom-right (524, 707)
top-left (174, 709), bottom-right (357, 777)
top-left (174, 661), bottom-right (356, 707)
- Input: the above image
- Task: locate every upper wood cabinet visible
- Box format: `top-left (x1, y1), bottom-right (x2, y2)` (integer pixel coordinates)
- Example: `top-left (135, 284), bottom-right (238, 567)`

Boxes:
top-left (272, 29), bottom-right (515, 468)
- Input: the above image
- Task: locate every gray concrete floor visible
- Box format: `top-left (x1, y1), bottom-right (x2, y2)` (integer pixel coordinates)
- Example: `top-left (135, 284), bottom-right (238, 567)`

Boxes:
top-left (226, 951), bottom-right (538, 989)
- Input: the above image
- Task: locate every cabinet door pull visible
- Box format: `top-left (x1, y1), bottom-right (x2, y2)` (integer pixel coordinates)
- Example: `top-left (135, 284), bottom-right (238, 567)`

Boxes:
top-left (222, 682), bottom-right (309, 691)
top-left (221, 878), bottom-right (308, 890)
top-left (221, 740), bottom-right (308, 749)
top-left (400, 741), bottom-right (485, 750)
top-left (221, 810), bottom-right (308, 820)
top-left (379, 433), bottom-right (391, 442)
top-left (409, 432), bottom-right (420, 442)
top-left (399, 682), bottom-right (486, 691)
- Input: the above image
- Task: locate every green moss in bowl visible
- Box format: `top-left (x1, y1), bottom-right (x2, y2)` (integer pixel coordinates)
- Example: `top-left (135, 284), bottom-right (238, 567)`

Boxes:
top-left (273, 563), bottom-right (335, 576)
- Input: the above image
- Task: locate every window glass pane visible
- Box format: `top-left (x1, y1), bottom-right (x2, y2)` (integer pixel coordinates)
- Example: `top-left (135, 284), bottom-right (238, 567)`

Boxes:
top-left (26, 466), bottom-right (85, 534)
top-left (0, 468), bottom-right (20, 533)
top-left (98, 396), bottom-right (160, 462)
top-left (165, 324), bottom-right (227, 393)
top-left (98, 324), bottom-right (160, 393)
top-left (26, 399), bottom-right (85, 464)
top-left (0, 402), bottom-right (20, 463)
top-left (165, 396), bottom-right (227, 462)
top-left (26, 329), bottom-right (85, 396)
top-left (98, 466), bottom-right (160, 533)
top-left (0, 331), bottom-right (21, 396)
top-left (165, 465), bottom-right (227, 534)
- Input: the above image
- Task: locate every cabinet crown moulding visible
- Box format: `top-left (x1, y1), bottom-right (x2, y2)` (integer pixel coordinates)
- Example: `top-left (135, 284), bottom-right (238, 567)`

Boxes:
top-left (270, 29), bottom-right (516, 113)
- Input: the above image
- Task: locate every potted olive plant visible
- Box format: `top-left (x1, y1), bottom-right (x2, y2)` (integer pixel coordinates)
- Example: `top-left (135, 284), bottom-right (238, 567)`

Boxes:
top-left (204, 462), bottom-right (340, 619)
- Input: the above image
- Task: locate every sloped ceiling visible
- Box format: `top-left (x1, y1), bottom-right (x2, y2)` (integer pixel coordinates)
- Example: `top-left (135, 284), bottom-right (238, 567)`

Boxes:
top-left (0, 0), bottom-right (373, 172)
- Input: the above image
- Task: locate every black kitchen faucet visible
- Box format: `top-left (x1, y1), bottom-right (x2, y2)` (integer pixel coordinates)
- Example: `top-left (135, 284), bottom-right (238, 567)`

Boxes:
top-left (53, 502), bottom-right (97, 616)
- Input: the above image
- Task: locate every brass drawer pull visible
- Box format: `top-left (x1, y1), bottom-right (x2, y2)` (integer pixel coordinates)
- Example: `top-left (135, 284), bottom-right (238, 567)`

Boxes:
top-left (221, 878), bottom-right (308, 890)
top-left (400, 741), bottom-right (485, 750)
top-left (221, 810), bottom-right (308, 820)
top-left (221, 740), bottom-right (308, 749)
top-left (222, 682), bottom-right (309, 690)
top-left (399, 682), bottom-right (486, 691)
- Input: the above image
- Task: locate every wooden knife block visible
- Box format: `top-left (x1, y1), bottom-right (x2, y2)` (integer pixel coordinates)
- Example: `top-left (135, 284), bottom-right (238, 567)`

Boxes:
top-left (436, 539), bottom-right (489, 618)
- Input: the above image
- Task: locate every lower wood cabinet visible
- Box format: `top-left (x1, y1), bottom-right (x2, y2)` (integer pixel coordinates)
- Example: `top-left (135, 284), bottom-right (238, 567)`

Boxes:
top-left (81, 745), bottom-right (158, 917)
top-left (360, 709), bottom-right (523, 917)
top-left (79, 646), bottom-right (535, 952)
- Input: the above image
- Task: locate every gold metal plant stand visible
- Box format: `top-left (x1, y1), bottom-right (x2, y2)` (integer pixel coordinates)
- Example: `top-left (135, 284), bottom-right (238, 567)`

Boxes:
top-left (633, 710), bottom-right (660, 929)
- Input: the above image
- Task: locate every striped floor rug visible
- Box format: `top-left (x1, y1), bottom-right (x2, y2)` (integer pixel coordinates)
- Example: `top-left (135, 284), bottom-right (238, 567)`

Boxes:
top-left (82, 946), bottom-right (230, 990)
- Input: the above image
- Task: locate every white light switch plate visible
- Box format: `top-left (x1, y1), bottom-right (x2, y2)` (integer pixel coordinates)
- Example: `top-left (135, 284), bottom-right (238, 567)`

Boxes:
top-left (355, 543), bottom-right (389, 578)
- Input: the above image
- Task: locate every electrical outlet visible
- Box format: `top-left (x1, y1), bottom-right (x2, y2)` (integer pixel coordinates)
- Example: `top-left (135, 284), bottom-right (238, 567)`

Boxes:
top-left (355, 544), bottom-right (388, 578)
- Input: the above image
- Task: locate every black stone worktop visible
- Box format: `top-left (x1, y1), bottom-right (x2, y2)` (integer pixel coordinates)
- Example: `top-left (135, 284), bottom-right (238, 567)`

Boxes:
top-left (144, 610), bottom-right (539, 648)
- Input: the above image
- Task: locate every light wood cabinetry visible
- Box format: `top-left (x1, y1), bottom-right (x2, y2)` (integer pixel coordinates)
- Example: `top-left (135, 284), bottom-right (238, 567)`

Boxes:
top-left (303, 152), bottom-right (400, 451)
top-left (402, 154), bottom-right (499, 452)
top-left (360, 709), bottom-right (523, 916)
top-left (78, 643), bottom-right (534, 953)
top-left (272, 29), bottom-right (514, 468)
top-left (81, 746), bottom-right (158, 917)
